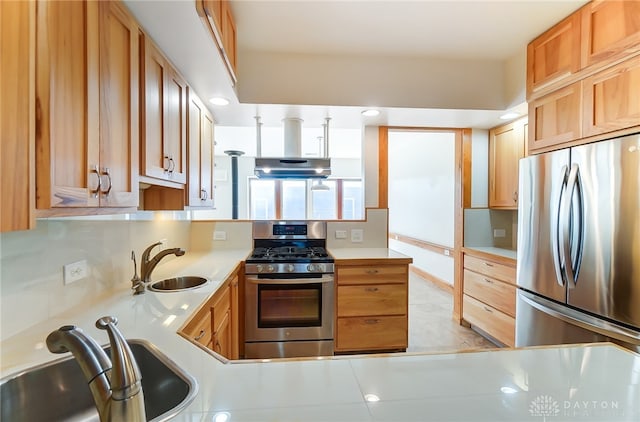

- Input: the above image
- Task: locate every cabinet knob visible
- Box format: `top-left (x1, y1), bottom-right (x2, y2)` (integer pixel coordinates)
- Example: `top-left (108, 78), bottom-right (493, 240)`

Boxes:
top-left (365, 287), bottom-right (379, 292)
top-left (101, 167), bottom-right (112, 197)
top-left (513, 191), bottom-right (518, 202)
top-left (365, 269), bottom-right (379, 275)
top-left (364, 319), bottom-right (379, 325)
top-left (200, 189), bottom-right (208, 201)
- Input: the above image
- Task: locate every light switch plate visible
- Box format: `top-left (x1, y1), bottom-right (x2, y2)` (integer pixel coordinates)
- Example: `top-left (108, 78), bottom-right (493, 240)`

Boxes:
top-left (351, 229), bottom-right (364, 243)
top-left (335, 230), bottom-right (347, 239)
top-left (63, 260), bottom-right (88, 285)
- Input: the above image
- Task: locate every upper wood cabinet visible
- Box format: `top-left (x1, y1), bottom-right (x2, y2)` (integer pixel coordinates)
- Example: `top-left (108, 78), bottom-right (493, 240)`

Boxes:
top-left (527, 12), bottom-right (582, 98)
top-left (489, 118), bottom-right (526, 209)
top-left (1, 0), bottom-right (35, 232)
top-left (140, 35), bottom-right (188, 185)
top-left (35, 0), bottom-right (139, 211)
top-left (527, 1), bottom-right (640, 152)
top-left (582, 55), bottom-right (640, 138)
top-left (581, 0), bottom-right (640, 69)
top-left (187, 90), bottom-right (215, 207)
top-left (197, 0), bottom-right (238, 81)
top-left (528, 82), bottom-right (583, 152)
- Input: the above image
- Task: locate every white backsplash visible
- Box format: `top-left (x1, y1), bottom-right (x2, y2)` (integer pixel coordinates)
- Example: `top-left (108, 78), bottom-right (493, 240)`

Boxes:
top-left (0, 219), bottom-right (190, 341)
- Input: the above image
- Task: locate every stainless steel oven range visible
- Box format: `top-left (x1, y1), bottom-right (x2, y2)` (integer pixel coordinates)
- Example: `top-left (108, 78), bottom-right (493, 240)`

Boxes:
top-left (244, 221), bottom-right (334, 359)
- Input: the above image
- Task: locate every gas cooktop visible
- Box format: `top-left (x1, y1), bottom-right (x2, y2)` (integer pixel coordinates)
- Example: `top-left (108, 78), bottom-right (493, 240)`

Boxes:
top-left (248, 246), bottom-right (331, 262)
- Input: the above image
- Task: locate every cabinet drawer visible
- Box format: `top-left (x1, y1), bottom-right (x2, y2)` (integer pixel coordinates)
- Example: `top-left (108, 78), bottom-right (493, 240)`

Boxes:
top-left (464, 255), bottom-right (516, 284)
top-left (337, 284), bottom-right (407, 317)
top-left (184, 310), bottom-right (213, 347)
top-left (463, 270), bottom-right (516, 317)
top-left (463, 295), bottom-right (515, 347)
top-left (337, 265), bottom-right (407, 285)
top-left (336, 316), bottom-right (407, 351)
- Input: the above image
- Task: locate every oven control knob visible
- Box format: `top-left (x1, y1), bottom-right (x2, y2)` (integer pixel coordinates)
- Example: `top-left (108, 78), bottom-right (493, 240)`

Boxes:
top-left (286, 264), bottom-right (295, 272)
top-left (267, 265), bottom-right (275, 273)
top-left (307, 264), bottom-right (317, 272)
top-left (256, 264), bottom-right (264, 273)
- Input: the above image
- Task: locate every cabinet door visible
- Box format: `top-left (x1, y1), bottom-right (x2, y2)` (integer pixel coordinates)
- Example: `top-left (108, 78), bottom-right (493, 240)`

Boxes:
top-left (1, 0), bottom-right (35, 231)
top-left (141, 36), bottom-right (167, 181)
top-left (582, 56), bottom-right (640, 138)
top-left (164, 66), bottom-right (188, 184)
top-left (141, 36), bottom-right (187, 184)
top-left (489, 118), bottom-right (525, 209)
top-left (221, 1), bottom-right (237, 73)
top-left (187, 91), bottom-right (215, 207)
top-left (35, 0), bottom-right (100, 208)
top-left (98, 0), bottom-right (139, 207)
top-left (527, 12), bottom-right (581, 98)
top-left (581, 0), bottom-right (640, 69)
top-left (528, 81), bottom-right (582, 152)
top-left (213, 310), bottom-right (231, 357)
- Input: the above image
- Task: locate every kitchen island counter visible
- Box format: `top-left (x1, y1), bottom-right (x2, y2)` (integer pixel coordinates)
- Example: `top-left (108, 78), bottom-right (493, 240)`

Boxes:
top-left (1, 250), bottom-right (639, 421)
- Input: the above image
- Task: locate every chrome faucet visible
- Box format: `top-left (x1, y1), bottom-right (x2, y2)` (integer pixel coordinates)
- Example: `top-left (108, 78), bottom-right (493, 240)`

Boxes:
top-left (46, 316), bottom-right (146, 422)
top-left (140, 242), bottom-right (186, 285)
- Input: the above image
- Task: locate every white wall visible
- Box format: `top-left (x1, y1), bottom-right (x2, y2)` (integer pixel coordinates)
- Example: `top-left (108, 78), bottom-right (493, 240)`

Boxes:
top-left (388, 131), bottom-right (456, 247)
top-left (471, 129), bottom-right (489, 208)
top-left (363, 126), bottom-right (380, 208)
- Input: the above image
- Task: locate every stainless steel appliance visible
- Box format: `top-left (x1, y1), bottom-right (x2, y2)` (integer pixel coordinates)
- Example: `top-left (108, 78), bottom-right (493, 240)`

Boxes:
top-left (516, 133), bottom-right (640, 352)
top-left (244, 221), bottom-right (334, 359)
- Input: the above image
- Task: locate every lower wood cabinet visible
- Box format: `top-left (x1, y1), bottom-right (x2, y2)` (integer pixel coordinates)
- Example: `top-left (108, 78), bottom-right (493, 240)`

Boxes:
top-left (462, 252), bottom-right (516, 347)
top-left (335, 261), bottom-right (409, 353)
top-left (179, 265), bottom-right (241, 359)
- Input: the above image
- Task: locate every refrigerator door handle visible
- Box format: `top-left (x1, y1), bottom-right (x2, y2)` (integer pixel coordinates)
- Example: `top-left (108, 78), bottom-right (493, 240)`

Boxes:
top-left (519, 290), bottom-right (640, 345)
top-left (552, 165), bottom-right (568, 287)
top-left (561, 164), bottom-right (583, 286)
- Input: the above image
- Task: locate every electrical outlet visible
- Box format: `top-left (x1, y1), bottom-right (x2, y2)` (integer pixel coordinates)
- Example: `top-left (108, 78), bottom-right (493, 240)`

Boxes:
top-left (63, 260), bottom-right (88, 285)
top-left (444, 249), bottom-right (450, 256)
top-left (213, 231), bottom-right (227, 241)
top-left (351, 229), bottom-right (364, 243)
top-left (335, 230), bottom-right (347, 239)
top-left (493, 229), bottom-right (506, 238)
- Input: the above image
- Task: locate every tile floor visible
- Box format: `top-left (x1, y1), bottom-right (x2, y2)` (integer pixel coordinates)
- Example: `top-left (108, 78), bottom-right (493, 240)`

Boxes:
top-left (407, 272), bottom-right (496, 353)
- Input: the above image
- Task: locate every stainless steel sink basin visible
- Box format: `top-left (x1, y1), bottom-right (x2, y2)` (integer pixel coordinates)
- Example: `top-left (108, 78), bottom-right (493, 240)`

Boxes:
top-left (149, 276), bottom-right (208, 292)
top-left (0, 339), bottom-right (197, 422)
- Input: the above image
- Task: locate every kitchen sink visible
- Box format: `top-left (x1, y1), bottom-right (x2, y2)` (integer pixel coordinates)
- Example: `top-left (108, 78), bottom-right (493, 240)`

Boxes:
top-left (149, 276), bottom-right (208, 292)
top-left (0, 339), bottom-right (197, 422)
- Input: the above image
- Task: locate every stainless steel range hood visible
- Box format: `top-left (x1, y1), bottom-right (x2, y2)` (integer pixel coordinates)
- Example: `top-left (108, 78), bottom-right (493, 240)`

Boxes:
top-left (254, 118), bottom-right (332, 179)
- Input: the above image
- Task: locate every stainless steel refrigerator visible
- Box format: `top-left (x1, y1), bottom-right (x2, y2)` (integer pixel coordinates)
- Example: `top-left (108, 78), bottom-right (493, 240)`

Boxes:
top-left (516, 132), bottom-right (640, 352)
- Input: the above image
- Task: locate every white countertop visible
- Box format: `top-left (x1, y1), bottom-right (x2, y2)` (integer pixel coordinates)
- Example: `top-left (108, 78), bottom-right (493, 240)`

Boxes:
top-left (2, 248), bottom-right (639, 421)
top-left (465, 246), bottom-right (517, 260)
top-left (330, 247), bottom-right (413, 261)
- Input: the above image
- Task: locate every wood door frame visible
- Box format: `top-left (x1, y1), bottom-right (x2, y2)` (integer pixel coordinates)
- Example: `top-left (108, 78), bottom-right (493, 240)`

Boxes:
top-left (379, 126), bottom-right (470, 323)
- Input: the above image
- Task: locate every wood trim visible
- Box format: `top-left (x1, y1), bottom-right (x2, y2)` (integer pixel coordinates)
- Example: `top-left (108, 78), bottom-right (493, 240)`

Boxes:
top-left (378, 126), bottom-right (388, 209)
top-left (274, 179), bottom-right (282, 219)
top-left (336, 179), bottom-right (343, 220)
top-left (453, 129), bottom-right (464, 323)
top-left (388, 232), bottom-right (453, 257)
top-left (410, 266), bottom-right (454, 294)
top-left (462, 128), bottom-right (472, 208)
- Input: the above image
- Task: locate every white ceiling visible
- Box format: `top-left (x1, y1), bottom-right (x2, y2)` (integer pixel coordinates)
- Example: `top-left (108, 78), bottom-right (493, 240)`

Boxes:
top-left (125, 0), bottom-right (588, 129)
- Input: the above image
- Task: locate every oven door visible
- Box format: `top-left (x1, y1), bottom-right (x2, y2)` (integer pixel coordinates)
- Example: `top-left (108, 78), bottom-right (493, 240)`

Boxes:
top-left (244, 274), bottom-right (334, 342)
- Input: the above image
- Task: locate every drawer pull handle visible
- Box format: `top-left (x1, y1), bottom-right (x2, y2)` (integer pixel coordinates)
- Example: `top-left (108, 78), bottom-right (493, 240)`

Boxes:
top-left (483, 278), bottom-right (494, 284)
top-left (365, 287), bottom-right (379, 292)
top-left (194, 329), bottom-right (206, 341)
top-left (483, 262), bottom-right (494, 267)
top-left (364, 319), bottom-right (379, 324)
top-left (483, 306), bottom-right (493, 313)
top-left (365, 269), bottom-right (379, 275)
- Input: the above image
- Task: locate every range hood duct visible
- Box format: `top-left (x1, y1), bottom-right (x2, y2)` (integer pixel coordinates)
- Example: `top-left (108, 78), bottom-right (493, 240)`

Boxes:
top-left (254, 117), bottom-right (331, 179)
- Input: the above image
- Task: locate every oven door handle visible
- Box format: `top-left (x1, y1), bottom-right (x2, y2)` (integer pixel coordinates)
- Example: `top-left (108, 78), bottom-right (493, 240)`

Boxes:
top-left (246, 276), bottom-right (334, 285)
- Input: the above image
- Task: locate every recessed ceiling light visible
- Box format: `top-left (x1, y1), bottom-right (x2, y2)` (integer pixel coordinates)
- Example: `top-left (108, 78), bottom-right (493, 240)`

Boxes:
top-left (499, 112), bottom-right (520, 120)
top-left (364, 393), bottom-right (380, 402)
top-left (362, 109), bottom-right (380, 117)
top-left (209, 97), bottom-right (230, 106)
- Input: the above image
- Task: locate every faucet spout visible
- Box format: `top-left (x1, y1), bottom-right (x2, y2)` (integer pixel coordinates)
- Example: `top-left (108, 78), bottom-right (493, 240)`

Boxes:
top-left (140, 242), bottom-right (186, 284)
top-left (46, 317), bottom-right (146, 422)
